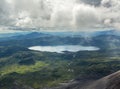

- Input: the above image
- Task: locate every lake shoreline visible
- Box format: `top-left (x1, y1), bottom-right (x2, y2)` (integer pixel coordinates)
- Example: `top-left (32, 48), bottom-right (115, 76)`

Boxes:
top-left (28, 45), bottom-right (100, 53)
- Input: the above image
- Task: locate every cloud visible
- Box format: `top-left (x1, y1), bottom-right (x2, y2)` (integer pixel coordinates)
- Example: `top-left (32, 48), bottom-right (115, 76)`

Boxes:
top-left (77, 0), bottom-right (102, 6)
top-left (0, 0), bottom-right (120, 31)
top-left (0, 0), bottom-right (11, 25)
top-left (101, 0), bottom-right (120, 29)
top-left (0, 26), bottom-right (22, 33)
top-left (73, 4), bottom-right (101, 28)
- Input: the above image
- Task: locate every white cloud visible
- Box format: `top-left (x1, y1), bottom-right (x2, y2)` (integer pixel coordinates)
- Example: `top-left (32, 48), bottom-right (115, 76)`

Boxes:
top-left (73, 4), bottom-right (101, 28)
top-left (0, 0), bottom-right (120, 31)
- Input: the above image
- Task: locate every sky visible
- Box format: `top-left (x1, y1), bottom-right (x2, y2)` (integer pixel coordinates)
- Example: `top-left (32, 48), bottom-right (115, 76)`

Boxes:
top-left (0, 0), bottom-right (120, 32)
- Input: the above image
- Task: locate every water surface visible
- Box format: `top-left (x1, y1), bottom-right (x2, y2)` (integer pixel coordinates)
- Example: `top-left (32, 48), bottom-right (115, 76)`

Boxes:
top-left (28, 45), bottom-right (99, 53)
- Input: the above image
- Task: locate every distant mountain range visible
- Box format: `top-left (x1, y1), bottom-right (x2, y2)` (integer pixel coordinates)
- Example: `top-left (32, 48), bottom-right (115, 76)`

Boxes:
top-left (0, 29), bottom-right (120, 38)
top-left (0, 30), bottom-right (120, 50)
top-left (39, 30), bottom-right (120, 37)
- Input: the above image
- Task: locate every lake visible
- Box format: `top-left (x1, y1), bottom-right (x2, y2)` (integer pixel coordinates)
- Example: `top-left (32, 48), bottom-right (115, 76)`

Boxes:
top-left (28, 45), bottom-right (99, 53)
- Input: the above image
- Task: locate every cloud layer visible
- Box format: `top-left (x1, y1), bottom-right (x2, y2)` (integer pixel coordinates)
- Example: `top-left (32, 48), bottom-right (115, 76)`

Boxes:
top-left (0, 0), bottom-right (120, 31)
